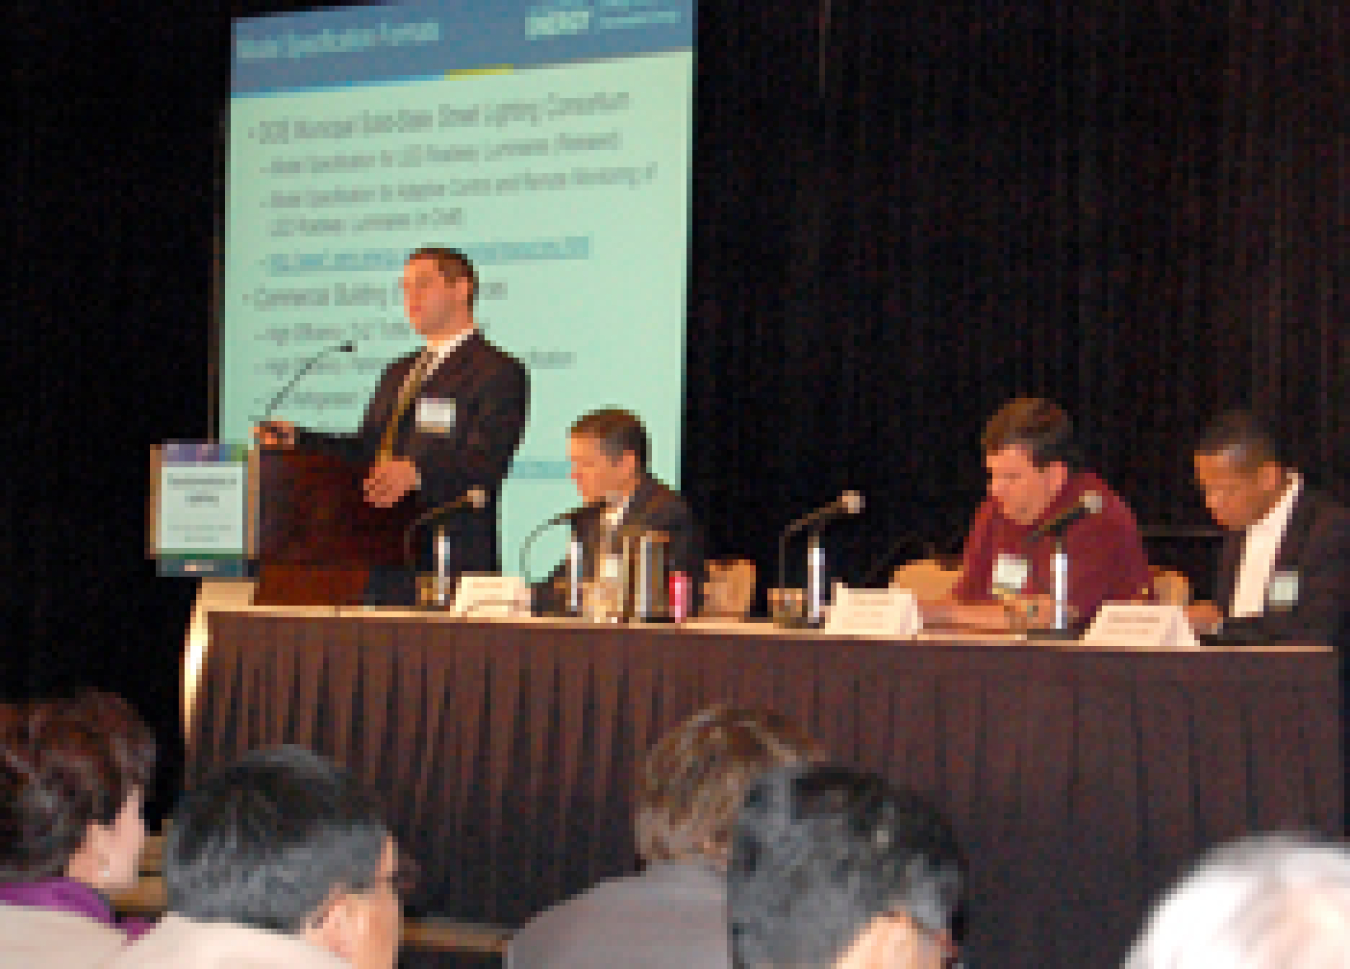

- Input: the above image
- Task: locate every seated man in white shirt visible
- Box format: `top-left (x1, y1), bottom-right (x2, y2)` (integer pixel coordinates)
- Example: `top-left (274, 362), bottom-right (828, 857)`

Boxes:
top-left (1190, 410), bottom-right (1350, 649)
top-left (105, 746), bottom-right (406, 969)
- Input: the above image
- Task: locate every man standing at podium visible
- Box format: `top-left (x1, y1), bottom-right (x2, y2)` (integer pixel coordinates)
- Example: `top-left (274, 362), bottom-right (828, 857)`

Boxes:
top-left (922, 396), bottom-right (1152, 630)
top-left (258, 247), bottom-right (529, 604)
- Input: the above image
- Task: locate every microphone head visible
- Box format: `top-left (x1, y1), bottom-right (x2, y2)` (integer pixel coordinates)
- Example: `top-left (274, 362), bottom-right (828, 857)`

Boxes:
top-left (841, 490), bottom-right (865, 515)
top-left (1082, 491), bottom-right (1104, 514)
top-left (466, 487), bottom-right (488, 510)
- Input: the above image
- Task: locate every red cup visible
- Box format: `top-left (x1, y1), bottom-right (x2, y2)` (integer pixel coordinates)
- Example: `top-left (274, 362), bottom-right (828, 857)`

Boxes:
top-left (669, 571), bottom-right (691, 623)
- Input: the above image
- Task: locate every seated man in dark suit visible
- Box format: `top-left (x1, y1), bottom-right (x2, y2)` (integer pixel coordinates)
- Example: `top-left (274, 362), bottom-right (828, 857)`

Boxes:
top-left (535, 408), bottom-right (704, 616)
top-left (1189, 410), bottom-right (1350, 649)
top-left (727, 764), bottom-right (964, 969)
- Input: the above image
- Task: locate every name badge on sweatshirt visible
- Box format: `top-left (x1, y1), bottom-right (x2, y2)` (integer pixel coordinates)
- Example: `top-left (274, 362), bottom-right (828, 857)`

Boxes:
top-left (416, 397), bottom-right (456, 434)
top-left (992, 553), bottom-right (1029, 596)
top-left (1267, 570), bottom-right (1299, 610)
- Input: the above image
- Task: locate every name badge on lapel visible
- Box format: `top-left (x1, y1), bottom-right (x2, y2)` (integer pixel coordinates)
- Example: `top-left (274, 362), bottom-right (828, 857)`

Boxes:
top-left (416, 397), bottom-right (456, 434)
top-left (992, 553), bottom-right (1029, 597)
top-left (1267, 570), bottom-right (1299, 611)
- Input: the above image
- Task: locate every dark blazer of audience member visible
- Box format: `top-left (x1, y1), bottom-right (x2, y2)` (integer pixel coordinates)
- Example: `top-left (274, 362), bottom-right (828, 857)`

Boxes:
top-left (1191, 410), bottom-right (1350, 649)
top-left (508, 704), bottom-right (823, 969)
top-left (728, 764), bottom-right (964, 969)
top-left (925, 397), bottom-right (1152, 630)
top-left (1124, 833), bottom-right (1350, 969)
top-left (535, 408), bottom-right (706, 615)
top-left (103, 746), bottom-right (405, 969)
top-left (0, 691), bottom-right (156, 967)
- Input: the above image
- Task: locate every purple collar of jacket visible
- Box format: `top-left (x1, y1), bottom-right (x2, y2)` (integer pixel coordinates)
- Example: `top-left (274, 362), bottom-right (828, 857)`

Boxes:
top-left (0, 877), bottom-right (149, 938)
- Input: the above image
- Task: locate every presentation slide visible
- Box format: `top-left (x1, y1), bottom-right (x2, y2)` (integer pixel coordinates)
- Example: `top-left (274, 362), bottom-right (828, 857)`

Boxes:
top-left (221, 0), bottom-right (694, 577)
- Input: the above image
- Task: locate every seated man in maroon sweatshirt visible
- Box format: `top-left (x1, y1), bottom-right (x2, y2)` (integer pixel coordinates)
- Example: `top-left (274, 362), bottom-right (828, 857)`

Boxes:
top-left (921, 397), bottom-right (1152, 631)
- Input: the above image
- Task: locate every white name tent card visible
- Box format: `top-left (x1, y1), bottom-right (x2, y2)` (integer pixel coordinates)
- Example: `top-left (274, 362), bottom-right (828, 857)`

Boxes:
top-left (825, 585), bottom-right (922, 637)
top-left (1083, 603), bottom-right (1201, 651)
top-left (451, 574), bottom-right (531, 618)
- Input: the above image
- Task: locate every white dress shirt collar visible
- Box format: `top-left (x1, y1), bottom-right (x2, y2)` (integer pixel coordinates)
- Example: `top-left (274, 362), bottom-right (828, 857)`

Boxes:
top-left (422, 327), bottom-right (475, 377)
top-left (1230, 473), bottom-right (1302, 617)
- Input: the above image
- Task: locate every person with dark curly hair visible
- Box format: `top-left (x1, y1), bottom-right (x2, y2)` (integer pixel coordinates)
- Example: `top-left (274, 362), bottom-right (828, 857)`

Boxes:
top-left (0, 691), bottom-right (156, 966)
top-left (105, 746), bottom-right (403, 969)
top-left (728, 764), bottom-right (964, 969)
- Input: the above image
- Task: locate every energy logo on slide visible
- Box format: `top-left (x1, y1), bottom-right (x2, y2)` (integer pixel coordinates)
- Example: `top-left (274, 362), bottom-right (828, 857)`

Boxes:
top-left (525, 1), bottom-right (593, 39)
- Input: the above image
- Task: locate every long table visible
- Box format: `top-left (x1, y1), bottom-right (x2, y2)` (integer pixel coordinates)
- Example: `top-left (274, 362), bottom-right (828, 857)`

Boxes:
top-left (192, 610), bottom-right (1341, 969)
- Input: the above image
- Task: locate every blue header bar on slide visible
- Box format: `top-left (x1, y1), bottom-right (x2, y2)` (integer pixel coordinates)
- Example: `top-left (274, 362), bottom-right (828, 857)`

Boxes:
top-left (233, 0), bottom-right (695, 95)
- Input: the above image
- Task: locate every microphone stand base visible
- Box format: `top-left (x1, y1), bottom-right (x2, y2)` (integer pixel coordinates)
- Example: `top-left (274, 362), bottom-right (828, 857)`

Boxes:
top-left (1025, 627), bottom-right (1079, 641)
top-left (773, 616), bottom-right (822, 631)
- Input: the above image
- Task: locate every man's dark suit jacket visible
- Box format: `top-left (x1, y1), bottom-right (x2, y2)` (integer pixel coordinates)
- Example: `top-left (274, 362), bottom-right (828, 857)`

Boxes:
top-left (536, 474), bottom-right (705, 616)
top-left (296, 331), bottom-right (529, 599)
top-left (1215, 487), bottom-right (1350, 650)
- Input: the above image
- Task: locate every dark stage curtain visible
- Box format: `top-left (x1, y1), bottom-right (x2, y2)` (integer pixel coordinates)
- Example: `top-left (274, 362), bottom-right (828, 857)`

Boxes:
top-left (686, 0), bottom-right (1348, 587)
top-left (7, 0), bottom-right (1347, 798)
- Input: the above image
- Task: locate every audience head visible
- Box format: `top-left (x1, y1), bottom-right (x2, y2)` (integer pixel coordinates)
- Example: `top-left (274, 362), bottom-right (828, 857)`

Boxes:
top-left (728, 764), bottom-right (963, 969)
top-left (0, 690), bottom-right (155, 892)
top-left (635, 704), bottom-right (823, 869)
top-left (165, 746), bottom-right (402, 969)
top-left (567, 408), bottom-right (651, 504)
top-left (980, 397), bottom-right (1077, 525)
top-left (1193, 410), bottom-right (1291, 532)
top-left (1123, 833), bottom-right (1350, 969)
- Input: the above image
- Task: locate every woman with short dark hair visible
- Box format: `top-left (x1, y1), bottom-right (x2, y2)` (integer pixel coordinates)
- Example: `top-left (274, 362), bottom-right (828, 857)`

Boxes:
top-left (0, 690), bottom-right (156, 966)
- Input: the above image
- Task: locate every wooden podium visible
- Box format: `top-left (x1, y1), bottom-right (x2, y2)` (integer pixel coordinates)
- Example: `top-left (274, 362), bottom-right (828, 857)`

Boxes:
top-left (254, 451), bottom-right (420, 606)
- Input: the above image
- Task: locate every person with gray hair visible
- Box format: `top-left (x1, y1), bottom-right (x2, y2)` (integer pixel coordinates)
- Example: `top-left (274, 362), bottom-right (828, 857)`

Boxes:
top-left (1123, 833), bottom-right (1350, 969)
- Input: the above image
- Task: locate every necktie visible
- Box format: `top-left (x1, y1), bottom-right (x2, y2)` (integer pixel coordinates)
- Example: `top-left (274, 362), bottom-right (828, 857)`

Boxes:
top-left (377, 353), bottom-right (433, 459)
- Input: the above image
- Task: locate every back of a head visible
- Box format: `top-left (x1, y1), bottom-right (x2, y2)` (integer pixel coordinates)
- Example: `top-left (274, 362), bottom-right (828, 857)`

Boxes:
top-left (728, 764), bottom-right (964, 968)
top-left (165, 745), bottom-right (389, 933)
top-left (1124, 834), bottom-right (1350, 969)
top-left (0, 691), bottom-right (155, 879)
top-left (635, 704), bottom-right (823, 866)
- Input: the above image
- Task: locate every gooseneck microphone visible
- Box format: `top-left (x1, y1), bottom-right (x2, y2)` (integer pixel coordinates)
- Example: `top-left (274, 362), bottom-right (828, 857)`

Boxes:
top-left (781, 491), bottom-right (865, 541)
top-left (1025, 491), bottom-right (1103, 544)
top-left (777, 491), bottom-right (865, 623)
top-left (517, 500), bottom-right (605, 583)
top-left (1021, 491), bottom-right (1103, 637)
top-left (402, 487), bottom-right (488, 568)
top-left (254, 340), bottom-right (357, 424)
